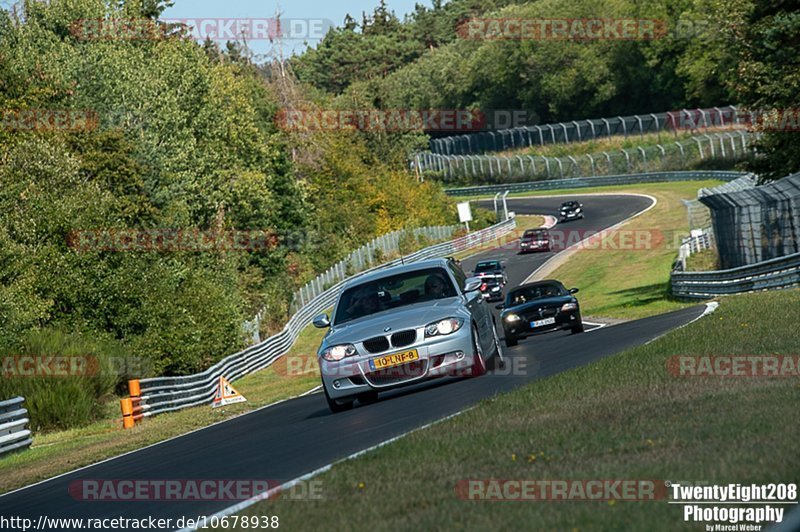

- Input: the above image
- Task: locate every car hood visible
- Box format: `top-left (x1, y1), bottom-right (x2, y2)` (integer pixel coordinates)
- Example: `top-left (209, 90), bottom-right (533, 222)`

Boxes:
top-left (503, 295), bottom-right (575, 314)
top-left (325, 297), bottom-right (467, 347)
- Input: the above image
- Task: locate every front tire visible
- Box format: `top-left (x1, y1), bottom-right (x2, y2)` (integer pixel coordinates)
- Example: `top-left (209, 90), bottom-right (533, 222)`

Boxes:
top-left (571, 321), bottom-right (585, 334)
top-left (487, 321), bottom-right (503, 371)
top-left (324, 382), bottom-right (354, 413)
top-left (470, 325), bottom-right (487, 377)
top-left (504, 334), bottom-right (518, 347)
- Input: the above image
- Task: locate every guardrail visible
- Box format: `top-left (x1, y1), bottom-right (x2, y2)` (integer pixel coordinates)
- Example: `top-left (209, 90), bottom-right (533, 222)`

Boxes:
top-left (0, 397), bottom-right (32, 458)
top-left (428, 105), bottom-right (741, 156)
top-left (670, 252), bottom-right (800, 299)
top-left (416, 131), bottom-right (752, 182)
top-left (444, 171), bottom-right (751, 197)
top-left (138, 218), bottom-right (518, 416)
top-left (674, 230), bottom-right (713, 271)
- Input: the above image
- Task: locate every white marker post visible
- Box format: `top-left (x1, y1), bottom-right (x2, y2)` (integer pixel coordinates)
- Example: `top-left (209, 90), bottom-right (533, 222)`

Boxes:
top-left (457, 201), bottom-right (473, 233)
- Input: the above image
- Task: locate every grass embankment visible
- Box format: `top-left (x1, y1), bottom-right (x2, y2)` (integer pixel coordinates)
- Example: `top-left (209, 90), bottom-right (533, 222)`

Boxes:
top-left (497, 130), bottom-right (700, 159)
top-left (242, 289), bottom-right (800, 531)
top-left (685, 248), bottom-right (721, 271)
top-left (0, 322), bottom-right (327, 494)
top-left (463, 180), bottom-right (725, 320)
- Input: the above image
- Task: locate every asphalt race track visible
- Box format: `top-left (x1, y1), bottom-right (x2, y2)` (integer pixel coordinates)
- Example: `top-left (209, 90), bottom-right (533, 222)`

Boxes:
top-left (0, 193), bottom-right (707, 530)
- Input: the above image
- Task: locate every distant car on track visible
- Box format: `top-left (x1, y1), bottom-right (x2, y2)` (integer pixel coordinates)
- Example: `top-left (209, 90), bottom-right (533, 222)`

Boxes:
top-left (497, 280), bottom-right (583, 347)
top-left (471, 259), bottom-right (508, 285)
top-left (519, 228), bottom-right (551, 253)
top-left (479, 277), bottom-right (504, 302)
top-left (313, 258), bottom-right (502, 413)
top-left (559, 201), bottom-right (584, 221)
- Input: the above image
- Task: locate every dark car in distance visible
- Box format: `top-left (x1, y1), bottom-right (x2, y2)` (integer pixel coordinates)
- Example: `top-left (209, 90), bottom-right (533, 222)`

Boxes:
top-left (519, 228), bottom-right (551, 253)
top-left (559, 201), bottom-right (584, 221)
top-left (479, 277), bottom-right (504, 302)
top-left (472, 260), bottom-right (508, 285)
top-left (497, 280), bottom-right (583, 347)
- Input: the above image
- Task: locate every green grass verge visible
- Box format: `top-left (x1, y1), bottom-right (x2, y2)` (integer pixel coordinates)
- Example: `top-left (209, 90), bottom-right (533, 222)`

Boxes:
top-left (0, 320), bottom-right (328, 494)
top-left (241, 289), bottom-right (800, 531)
top-left (496, 130), bottom-right (699, 158)
top-left (542, 181), bottom-right (724, 319)
top-left (685, 248), bottom-right (720, 271)
top-left (463, 180), bottom-right (722, 320)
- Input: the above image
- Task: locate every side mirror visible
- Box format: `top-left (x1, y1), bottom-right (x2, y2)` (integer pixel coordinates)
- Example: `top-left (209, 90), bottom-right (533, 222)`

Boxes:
top-left (495, 303), bottom-right (504, 310)
top-left (569, 288), bottom-right (580, 294)
top-left (464, 278), bottom-right (483, 293)
top-left (312, 313), bottom-right (331, 328)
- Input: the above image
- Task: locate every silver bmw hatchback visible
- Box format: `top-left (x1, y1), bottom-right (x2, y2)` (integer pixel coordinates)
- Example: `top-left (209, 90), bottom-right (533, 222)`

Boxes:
top-left (313, 258), bottom-right (502, 413)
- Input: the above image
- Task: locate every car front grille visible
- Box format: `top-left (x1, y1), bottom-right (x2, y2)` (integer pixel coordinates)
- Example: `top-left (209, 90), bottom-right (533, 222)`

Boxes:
top-left (523, 307), bottom-right (559, 321)
top-left (391, 330), bottom-right (417, 348)
top-left (362, 336), bottom-right (390, 354)
top-left (364, 360), bottom-right (427, 387)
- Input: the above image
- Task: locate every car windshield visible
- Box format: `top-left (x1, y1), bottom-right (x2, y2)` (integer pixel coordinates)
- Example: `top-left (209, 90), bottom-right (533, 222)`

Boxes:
top-left (561, 202), bottom-right (577, 209)
top-left (523, 230), bottom-right (548, 239)
top-left (474, 262), bottom-right (500, 273)
top-left (507, 283), bottom-right (567, 306)
top-left (334, 267), bottom-right (458, 325)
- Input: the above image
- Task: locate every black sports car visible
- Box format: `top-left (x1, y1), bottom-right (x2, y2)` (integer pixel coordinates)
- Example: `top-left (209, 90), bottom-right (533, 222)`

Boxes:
top-left (559, 201), bottom-right (584, 221)
top-left (496, 280), bottom-right (583, 347)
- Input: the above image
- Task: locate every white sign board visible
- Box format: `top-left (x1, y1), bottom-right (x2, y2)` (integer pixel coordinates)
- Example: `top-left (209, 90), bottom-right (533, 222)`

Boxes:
top-left (457, 202), bottom-right (473, 223)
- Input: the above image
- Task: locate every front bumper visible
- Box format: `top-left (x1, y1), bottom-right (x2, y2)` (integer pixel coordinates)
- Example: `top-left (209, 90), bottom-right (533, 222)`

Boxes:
top-left (503, 310), bottom-right (581, 339)
top-left (320, 326), bottom-right (476, 400)
top-left (481, 290), bottom-right (503, 302)
top-left (520, 242), bottom-right (550, 252)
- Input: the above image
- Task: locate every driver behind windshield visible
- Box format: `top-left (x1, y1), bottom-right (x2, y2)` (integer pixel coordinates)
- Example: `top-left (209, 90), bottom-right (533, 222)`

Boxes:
top-left (345, 287), bottom-right (381, 320)
top-left (424, 274), bottom-right (449, 299)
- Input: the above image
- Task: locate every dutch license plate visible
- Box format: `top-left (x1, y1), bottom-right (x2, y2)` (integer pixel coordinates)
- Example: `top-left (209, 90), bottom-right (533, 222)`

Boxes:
top-left (530, 317), bottom-right (556, 328)
top-left (369, 349), bottom-right (419, 371)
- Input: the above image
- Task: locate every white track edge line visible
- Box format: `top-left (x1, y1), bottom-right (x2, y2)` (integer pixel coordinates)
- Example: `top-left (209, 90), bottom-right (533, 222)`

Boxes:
top-left (178, 408), bottom-right (474, 532)
top-left (0, 385), bottom-right (321, 500)
top-left (643, 301), bottom-right (719, 346)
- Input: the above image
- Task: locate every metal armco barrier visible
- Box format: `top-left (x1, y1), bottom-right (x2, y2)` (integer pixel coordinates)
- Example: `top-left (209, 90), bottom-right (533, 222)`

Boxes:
top-left (0, 396), bottom-right (32, 458)
top-left (417, 131), bottom-right (752, 182)
top-left (700, 172), bottom-right (800, 269)
top-left (428, 105), bottom-right (741, 156)
top-left (674, 230), bottom-right (713, 271)
top-left (138, 218), bottom-right (518, 416)
top-left (671, 252), bottom-right (800, 299)
top-left (444, 171), bottom-right (751, 197)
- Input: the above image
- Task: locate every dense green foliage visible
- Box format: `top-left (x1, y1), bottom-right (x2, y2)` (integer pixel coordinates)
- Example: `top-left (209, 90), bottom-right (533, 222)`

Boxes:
top-left (0, 0), bottom-right (452, 423)
top-left (296, 0), bottom-right (799, 179)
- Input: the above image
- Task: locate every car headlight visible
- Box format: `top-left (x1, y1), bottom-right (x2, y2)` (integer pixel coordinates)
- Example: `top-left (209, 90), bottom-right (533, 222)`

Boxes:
top-left (425, 317), bottom-right (464, 337)
top-left (505, 313), bottom-right (521, 322)
top-left (321, 344), bottom-right (358, 362)
top-left (575, 208), bottom-right (582, 213)
top-left (561, 303), bottom-right (578, 312)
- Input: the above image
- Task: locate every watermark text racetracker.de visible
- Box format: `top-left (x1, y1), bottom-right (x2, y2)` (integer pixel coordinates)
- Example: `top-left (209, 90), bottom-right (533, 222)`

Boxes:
top-left (275, 109), bottom-right (486, 133)
top-left (667, 482), bottom-right (797, 529)
top-left (68, 478), bottom-right (322, 502)
top-left (667, 355), bottom-right (800, 377)
top-left (456, 479), bottom-right (668, 501)
top-left (67, 228), bottom-right (280, 253)
top-left (69, 17), bottom-right (333, 42)
top-left (2, 355), bottom-right (152, 378)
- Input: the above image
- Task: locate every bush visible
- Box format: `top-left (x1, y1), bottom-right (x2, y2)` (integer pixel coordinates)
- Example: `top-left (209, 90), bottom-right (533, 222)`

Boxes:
top-left (0, 329), bottom-right (124, 432)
